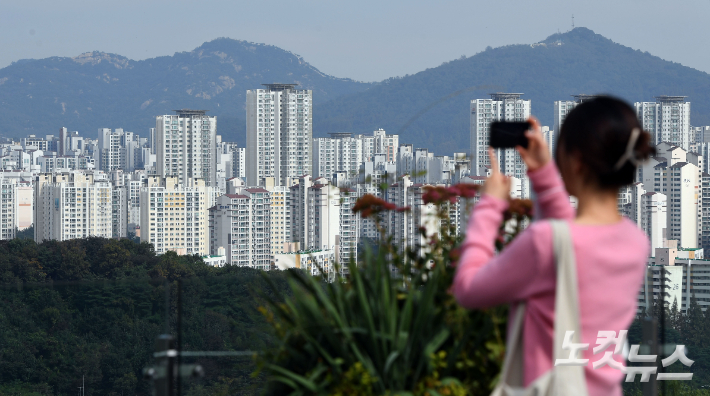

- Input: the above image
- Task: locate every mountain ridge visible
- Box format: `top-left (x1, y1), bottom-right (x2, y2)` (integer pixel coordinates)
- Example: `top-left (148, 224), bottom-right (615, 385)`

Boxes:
top-left (2, 28), bottom-right (710, 155)
top-left (0, 38), bottom-right (372, 145)
top-left (314, 27), bottom-right (710, 154)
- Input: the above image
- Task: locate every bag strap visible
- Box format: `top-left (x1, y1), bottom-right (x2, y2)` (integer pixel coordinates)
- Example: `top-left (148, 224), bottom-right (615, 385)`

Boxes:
top-left (495, 300), bottom-right (526, 388)
top-left (493, 220), bottom-right (588, 394)
top-left (549, 219), bottom-right (588, 395)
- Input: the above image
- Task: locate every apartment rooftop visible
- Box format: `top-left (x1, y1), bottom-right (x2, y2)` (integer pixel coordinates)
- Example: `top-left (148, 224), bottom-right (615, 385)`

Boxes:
top-left (489, 92), bottom-right (523, 100)
top-left (328, 132), bottom-right (353, 139)
top-left (572, 94), bottom-right (600, 103)
top-left (262, 83), bottom-right (298, 91)
top-left (655, 95), bottom-right (688, 103)
top-left (172, 109), bottom-right (209, 116)
top-left (277, 249), bottom-right (327, 255)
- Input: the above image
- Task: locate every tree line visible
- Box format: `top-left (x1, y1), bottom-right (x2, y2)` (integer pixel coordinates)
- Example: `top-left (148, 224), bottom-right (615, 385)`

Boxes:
top-left (0, 236), bottom-right (290, 395)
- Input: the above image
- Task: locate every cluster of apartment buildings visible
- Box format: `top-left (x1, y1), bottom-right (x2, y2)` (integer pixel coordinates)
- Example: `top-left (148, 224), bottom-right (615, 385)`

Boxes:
top-left (3, 86), bottom-right (710, 296)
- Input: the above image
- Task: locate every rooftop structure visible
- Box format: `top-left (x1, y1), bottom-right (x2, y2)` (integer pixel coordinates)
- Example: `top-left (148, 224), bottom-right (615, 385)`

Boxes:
top-left (172, 109), bottom-right (209, 116)
top-left (489, 93), bottom-right (523, 100)
top-left (261, 83), bottom-right (298, 91)
top-left (654, 96), bottom-right (688, 103)
top-left (572, 94), bottom-right (600, 103)
top-left (328, 132), bottom-right (352, 139)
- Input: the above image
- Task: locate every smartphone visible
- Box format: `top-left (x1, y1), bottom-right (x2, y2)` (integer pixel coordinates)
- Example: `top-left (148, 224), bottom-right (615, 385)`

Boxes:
top-left (489, 121), bottom-right (531, 149)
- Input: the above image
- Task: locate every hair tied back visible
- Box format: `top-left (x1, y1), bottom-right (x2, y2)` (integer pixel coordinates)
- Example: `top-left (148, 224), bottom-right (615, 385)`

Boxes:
top-left (613, 128), bottom-right (641, 170)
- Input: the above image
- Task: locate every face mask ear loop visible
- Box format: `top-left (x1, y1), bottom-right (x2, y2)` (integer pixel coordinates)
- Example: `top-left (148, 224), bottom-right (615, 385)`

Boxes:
top-left (613, 128), bottom-right (641, 171)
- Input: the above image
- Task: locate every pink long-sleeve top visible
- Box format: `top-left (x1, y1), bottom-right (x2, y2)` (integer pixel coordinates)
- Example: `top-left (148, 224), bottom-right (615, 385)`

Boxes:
top-left (452, 162), bottom-right (649, 396)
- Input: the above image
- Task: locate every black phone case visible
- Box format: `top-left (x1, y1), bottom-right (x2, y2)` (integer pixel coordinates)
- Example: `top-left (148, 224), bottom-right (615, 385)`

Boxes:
top-left (489, 123), bottom-right (530, 149)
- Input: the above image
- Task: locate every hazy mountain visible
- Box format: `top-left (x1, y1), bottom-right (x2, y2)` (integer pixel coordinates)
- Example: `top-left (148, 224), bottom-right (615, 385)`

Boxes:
top-left (2, 28), bottom-right (710, 156)
top-left (0, 38), bottom-right (371, 145)
top-left (314, 27), bottom-right (710, 155)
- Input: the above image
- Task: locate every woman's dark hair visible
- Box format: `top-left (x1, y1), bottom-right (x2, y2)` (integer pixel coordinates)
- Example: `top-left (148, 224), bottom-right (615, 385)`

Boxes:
top-left (556, 96), bottom-right (656, 189)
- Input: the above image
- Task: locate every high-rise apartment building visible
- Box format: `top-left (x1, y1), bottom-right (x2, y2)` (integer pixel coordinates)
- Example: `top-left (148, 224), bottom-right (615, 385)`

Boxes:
top-left (209, 189), bottom-right (271, 269)
top-left (59, 127), bottom-right (68, 156)
top-left (139, 177), bottom-right (210, 255)
top-left (290, 175), bottom-right (357, 265)
top-left (637, 143), bottom-right (701, 249)
top-left (111, 184), bottom-right (128, 239)
top-left (635, 96), bottom-right (691, 150)
top-left (39, 154), bottom-right (91, 173)
top-left (691, 126), bottom-right (710, 145)
top-left (0, 178), bottom-right (32, 240)
top-left (155, 109), bottom-right (218, 187)
top-left (246, 84), bottom-right (312, 186)
top-left (217, 142), bottom-right (246, 181)
top-left (149, 128), bottom-right (157, 154)
top-left (361, 154), bottom-right (396, 194)
top-left (667, 161), bottom-right (699, 248)
top-left (313, 133), bottom-right (363, 180)
top-left (338, 188), bottom-right (359, 270)
top-left (98, 128), bottom-right (128, 171)
top-left (701, 173), bottom-right (710, 252)
top-left (384, 175), bottom-right (448, 257)
top-left (372, 129), bottom-right (398, 162)
top-left (22, 135), bottom-right (50, 152)
top-left (619, 182), bottom-right (647, 238)
top-left (641, 191), bottom-right (668, 250)
top-left (34, 172), bottom-right (113, 242)
top-left (470, 93), bottom-right (531, 176)
top-left (232, 148), bottom-right (246, 179)
top-left (98, 128), bottom-right (142, 172)
top-left (266, 185), bottom-right (291, 255)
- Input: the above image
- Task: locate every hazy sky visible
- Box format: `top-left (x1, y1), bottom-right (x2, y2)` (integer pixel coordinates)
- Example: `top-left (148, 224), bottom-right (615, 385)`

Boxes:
top-left (2, 0), bottom-right (709, 82)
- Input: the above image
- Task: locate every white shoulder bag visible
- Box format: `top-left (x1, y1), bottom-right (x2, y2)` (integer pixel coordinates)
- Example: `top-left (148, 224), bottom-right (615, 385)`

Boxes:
top-left (491, 220), bottom-right (589, 396)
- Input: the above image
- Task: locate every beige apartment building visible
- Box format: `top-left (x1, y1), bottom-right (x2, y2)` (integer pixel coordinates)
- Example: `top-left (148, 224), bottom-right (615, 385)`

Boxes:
top-left (139, 176), bottom-right (209, 255)
top-left (34, 172), bottom-right (112, 242)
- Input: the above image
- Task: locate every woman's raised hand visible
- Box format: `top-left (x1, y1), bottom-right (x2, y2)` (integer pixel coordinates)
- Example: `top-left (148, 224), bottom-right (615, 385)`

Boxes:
top-left (516, 116), bottom-right (551, 172)
top-left (481, 147), bottom-right (511, 201)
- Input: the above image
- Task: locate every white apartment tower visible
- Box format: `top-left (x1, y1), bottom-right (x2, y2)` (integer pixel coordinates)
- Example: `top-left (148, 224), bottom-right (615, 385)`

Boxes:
top-left (339, 188), bottom-right (359, 269)
top-left (209, 189), bottom-right (271, 269)
top-left (0, 178), bottom-right (33, 240)
top-left (313, 133), bottom-right (363, 180)
top-left (155, 109), bottom-right (218, 187)
top-left (641, 192), bottom-right (667, 251)
top-left (98, 128), bottom-right (132, 172)
top-left (470, 93), bottom-right (531, 176)
top-left (373, 129), bottom-right (399, 162)
top-left (139, 176), bottom-right (210, 255)
top-left (34, 173), bottom-right (113, 242)
top-left (635, 96), bottom-right (691, 150)
top-left (246, 84), bottom-right (312, 186)
top-left (384, 175), bottom-right (447, 257)
top-left (290, 176), bottom-right (339, 252)
top-left (637, 143), bottom-right (702, 249)
top-left (290, 175), bottom-right (357, 264)
top-left (667, 161), bottom-right (699, 248)
top-left (702, 173), bottom-right (710, 251)
top-left (232, 148), bottom-right (246, 179)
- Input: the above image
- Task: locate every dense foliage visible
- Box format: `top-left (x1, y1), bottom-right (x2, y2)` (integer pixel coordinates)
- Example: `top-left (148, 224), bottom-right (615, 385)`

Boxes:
top-left (624, 297), bottom-right (710, 395)
top-left (0, 237), bottom-right (290, 395)
top-left (0, 38), bottom-right (369, 145)
top-left (315, 27), bottom-right (710, 155)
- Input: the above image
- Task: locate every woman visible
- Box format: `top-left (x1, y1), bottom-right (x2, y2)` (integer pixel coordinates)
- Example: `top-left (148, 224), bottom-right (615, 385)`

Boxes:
top-left (452, 96), bottom-right (655, 395)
